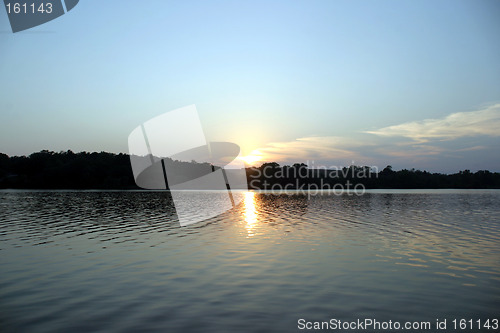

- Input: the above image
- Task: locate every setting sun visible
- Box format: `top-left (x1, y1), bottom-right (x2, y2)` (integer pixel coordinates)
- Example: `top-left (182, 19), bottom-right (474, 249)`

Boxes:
top-left (240, 155), bottom-right (261, 165)
top-left (239, 150), bottom-right (263, 165)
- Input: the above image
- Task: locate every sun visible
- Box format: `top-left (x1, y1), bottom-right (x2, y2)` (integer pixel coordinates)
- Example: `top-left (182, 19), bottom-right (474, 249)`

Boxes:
top-left (239, 155), bottom-right (261, 164)
top-left (238, 149), bottom-right (263, 165)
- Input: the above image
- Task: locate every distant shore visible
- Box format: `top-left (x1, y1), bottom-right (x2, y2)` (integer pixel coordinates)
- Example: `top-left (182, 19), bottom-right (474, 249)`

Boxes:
top-left (1, 150), bottom-right (499, 190)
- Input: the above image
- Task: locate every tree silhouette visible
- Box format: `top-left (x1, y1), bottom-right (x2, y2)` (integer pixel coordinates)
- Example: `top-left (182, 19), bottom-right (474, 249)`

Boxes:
top-left (0, 150), bottom-right (499, 189)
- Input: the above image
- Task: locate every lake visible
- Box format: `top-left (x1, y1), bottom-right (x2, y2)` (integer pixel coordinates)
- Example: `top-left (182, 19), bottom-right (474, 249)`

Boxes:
top-left (1, 190), bottom-right (499, 332)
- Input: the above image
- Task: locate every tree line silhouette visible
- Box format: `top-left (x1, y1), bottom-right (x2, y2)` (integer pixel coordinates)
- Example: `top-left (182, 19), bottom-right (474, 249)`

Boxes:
top-left (0, 150), bottom-right (499, 189)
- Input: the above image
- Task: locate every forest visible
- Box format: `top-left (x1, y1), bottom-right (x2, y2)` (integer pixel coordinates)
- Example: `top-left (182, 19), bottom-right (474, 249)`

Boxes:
top-left (1, 150), bottom-right (499, 189)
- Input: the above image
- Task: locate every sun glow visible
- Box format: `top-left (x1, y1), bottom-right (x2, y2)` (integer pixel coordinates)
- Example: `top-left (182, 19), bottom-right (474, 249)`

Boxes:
top-left (239, 149), bottom-right (263, 165)
top-left (239, 154), bottom-right (262, 165)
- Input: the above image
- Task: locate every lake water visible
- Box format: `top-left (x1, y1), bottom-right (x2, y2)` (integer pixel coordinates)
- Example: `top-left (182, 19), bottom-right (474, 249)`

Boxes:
top-left (1, 190), bottom-right (499, 332)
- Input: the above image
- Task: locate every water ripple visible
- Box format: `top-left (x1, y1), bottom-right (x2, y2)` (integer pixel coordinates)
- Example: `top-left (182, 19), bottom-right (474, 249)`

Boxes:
top-left (1, 190), bottom-right (499, 332)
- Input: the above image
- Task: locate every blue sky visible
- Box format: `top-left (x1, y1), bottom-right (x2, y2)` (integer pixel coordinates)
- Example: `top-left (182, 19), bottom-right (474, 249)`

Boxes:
top-left (0, 0), bottom-right (499, 172)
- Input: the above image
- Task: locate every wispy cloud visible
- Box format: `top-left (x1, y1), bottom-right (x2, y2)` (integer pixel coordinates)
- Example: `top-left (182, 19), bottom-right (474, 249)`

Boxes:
top-left (455, 145), bottom-right (487, 152)
top-left (373, 144), bottom-right (446, 157)
top-left (249, 136), bottom-right (370, 165)
top-left (365, 104), bottom-right (500, 143)
top-left (245, 104), bottom-right (500, 172)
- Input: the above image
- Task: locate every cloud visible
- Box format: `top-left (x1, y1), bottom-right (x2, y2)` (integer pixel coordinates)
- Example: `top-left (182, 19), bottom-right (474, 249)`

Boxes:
top-left (365, 104), bottom-right (500, 143)
top-left (373, 144), bottom-right (446, 157)
top-left (250, 136), bottom-right (369, 165)
top-left (244, 104), bottom-right (500, 172)
top-left (455, 145), bottom-right (487, 152)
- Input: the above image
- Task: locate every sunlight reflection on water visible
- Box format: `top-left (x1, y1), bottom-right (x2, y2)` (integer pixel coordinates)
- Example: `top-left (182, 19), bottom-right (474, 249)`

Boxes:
top-left (243, 191), bottom-right (258, 237)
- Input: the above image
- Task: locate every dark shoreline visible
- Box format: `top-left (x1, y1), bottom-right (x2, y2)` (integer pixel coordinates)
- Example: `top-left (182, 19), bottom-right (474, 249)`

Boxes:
top-left (1, 150), bottom-right (500, 190)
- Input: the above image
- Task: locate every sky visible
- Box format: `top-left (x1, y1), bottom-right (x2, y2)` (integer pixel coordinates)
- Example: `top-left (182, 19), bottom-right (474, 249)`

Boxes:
top-left (0, 0), bottom-right (499, 173)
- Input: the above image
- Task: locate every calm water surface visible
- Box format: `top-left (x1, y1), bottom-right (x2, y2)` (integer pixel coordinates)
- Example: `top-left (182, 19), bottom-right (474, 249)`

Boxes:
top-left (1, 190), bottom-right (499, 332)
